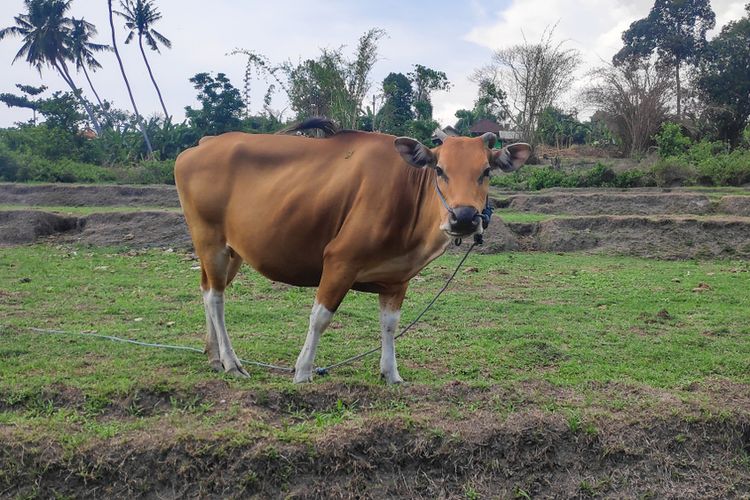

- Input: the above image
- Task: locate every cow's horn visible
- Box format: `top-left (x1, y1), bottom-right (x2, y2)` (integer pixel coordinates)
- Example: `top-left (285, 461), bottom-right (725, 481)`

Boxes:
top-left (480, 132), bottom-right (497, 149)
top-left (432, 128), bottom-right (448, 145)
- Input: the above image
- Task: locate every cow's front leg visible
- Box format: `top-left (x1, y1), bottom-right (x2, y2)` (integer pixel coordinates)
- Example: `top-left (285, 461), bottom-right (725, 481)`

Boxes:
top-left (379, 284), bottom-right (407, 384)
top-left (293, 301), bottom-right (334, 383)
top-left (294, 259), bottom-right (355, 383)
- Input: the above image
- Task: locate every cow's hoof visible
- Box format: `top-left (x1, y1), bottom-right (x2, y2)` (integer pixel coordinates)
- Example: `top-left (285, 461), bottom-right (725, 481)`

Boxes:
top-left (223, 360), bottom-right (250, 378)
top-left (381, 372), bottom-right (404, 385)
top-left (293, 372), bottom-right (313, 384)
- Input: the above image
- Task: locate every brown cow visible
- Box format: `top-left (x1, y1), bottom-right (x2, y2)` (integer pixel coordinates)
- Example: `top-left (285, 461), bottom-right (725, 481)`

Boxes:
top-left (175, 120), bottom-right (530, 383)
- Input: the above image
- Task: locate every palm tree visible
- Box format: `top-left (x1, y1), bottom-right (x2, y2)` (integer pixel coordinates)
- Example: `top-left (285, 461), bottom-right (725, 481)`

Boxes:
top-left (115, 0), bottom-right (171, 120)
top-left (69, 18), bottom-right (110, 118)
top-left (0, 0), bottom-right (102, 134)
top-left (107, 0), bottom-right (153, 156)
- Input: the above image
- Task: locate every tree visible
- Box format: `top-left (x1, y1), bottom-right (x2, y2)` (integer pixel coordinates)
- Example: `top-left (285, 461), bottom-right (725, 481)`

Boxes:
top-left (0, 83), bottom-right (46, 123)
top-left (376, 72), bottom-right (413, 136)
top-left (537, 107), bottom-right (590, 148)
top-left (107, 0), bottom-right (153, 155)
top-left (613, 0), bottom-right (715, 119)
top-left (69, 17), bottom-right (110, 117)
top-left (185, 72), bottom-right (244, 136)
top-left (0, 0), bottom-right (102, 134)
top-left (408, 64), bottom-right (451, 120)
top-left (476, 27), bottom-right (581, 146)
top-left (583, 62), bottom-right (673, 156)
top-left (694, 4), bottom-right (750, 145)
top-left (236, 29), bottom-right (385, 129)
top-left (115, 0), bottom-right (171, 119)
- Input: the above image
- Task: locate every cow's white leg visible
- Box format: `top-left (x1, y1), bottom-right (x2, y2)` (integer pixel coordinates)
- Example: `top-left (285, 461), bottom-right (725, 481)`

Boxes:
top-left (379, 286), bottom-right (407, 384)
top-left (202, 298), bottom-right (223, 372)
top-left (293, 301), bottom-right (333, 383)
top-left (203, 289), bottom-right (249, 377)
top-left (379, 308), bottom-right (403, 384)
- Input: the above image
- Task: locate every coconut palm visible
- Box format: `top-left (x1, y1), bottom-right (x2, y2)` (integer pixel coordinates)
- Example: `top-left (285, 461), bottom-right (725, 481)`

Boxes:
top-left (115, 0), bottom-right (171, 119)
top-left (69, 17), bottom-right (110, 117)
top-left (0, 0), bottom-right (102, 134)
top-left (107, 0), bottom-right (153, 156)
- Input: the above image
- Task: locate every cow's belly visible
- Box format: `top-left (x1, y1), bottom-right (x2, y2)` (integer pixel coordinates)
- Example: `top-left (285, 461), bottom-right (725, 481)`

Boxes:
top-left (355, 242), bottom-right (449, 285)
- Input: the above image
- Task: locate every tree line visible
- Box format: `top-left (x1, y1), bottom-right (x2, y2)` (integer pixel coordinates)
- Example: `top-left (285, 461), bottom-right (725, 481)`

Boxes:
top-left (0, 0), bottom-right (748, 185)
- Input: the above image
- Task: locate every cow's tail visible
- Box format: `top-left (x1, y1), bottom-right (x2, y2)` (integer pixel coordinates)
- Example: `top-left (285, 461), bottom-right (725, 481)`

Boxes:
top-left (277, 117), bottom-right (339, 137)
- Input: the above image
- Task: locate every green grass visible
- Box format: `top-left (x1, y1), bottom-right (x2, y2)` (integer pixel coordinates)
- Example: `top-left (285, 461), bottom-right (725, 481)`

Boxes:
top-left (1, 245), bottom-right (749, 449)
top-left (495, 211), bottom-right (555, 223)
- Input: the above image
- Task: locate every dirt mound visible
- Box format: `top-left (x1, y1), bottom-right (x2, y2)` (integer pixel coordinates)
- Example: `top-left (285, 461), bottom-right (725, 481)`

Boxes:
top-left (717, 195), bottom-right (750, 216)
top-left (497, 216), bottom-right (750, 259)
top-left (0, 182), bottom-right (180, 207)
top-left (58, 211), bottom-right (191, 248)
top-left (0, 210), bottom-right (79, 246)
top-left (0, 406), bottom-right (750, 498)
top-left (501, 192), bottom-right (714, 215)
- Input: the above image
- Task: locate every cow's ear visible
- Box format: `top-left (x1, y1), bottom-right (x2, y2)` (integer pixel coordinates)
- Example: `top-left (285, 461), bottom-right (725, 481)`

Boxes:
top-left (491, 142), bottom-right (531, 172)
top-left (394, 137), bottom-right (437, 169)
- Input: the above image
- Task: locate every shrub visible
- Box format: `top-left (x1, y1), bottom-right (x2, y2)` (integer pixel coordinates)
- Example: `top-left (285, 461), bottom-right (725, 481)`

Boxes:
top-left (575, 163), bottom-right (617, 187)
top-left (111, 159), bottom-right (175, 184)
top-left (654, 122), bottom-right (691, 158)
top-left (652, 158), bottom-right (697, 187)
top-left (694, 149), bottom-right (750, 186)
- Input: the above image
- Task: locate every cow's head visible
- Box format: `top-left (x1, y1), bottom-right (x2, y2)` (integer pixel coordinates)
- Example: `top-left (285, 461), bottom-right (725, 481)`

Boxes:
top-left (395, 133), bottom-right (531, 238)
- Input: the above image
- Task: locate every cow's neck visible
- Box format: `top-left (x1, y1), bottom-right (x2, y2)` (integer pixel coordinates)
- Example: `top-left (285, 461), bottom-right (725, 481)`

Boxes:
top-left (411, 166), bottom-right (451, 257)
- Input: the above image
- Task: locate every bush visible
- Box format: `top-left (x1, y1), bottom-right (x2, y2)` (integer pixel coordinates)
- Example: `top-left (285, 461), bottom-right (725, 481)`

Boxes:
top-left (694, 149), bottom-right (750, 186)
top-left (654, 122), bottom-right (691, 158)
top-left (652, 158), bottom-right (697, 187)
top-left (111, 159), bottom-right (175, 185)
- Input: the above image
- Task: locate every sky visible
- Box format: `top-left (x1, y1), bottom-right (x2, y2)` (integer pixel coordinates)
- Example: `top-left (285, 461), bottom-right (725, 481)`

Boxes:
top-left (0, 0), bottom-right (747, 128)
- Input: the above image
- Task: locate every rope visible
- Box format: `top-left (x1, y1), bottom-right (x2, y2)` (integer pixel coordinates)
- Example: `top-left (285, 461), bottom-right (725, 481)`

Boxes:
top-left (26, 327), bottom-right (294, 372)
top-left (315, 241), bottom-right (476, 375)
top-left (25, 242), bottom-right (477, 377)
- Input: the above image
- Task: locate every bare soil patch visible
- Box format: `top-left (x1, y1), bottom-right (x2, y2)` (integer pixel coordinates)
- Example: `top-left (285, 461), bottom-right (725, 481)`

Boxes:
top-left (0, 210), bottom-right (79, 246)
top-left (0, 182), bottom-right (180, 207)
top-left (485, 216), bottom-right (750, 259)
top-left (3, 182), bottom-right (750, 258)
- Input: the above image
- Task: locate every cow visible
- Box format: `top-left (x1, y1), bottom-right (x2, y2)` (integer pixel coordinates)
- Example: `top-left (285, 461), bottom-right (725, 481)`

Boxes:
top-left (174, 119), bottom-right (530, 384)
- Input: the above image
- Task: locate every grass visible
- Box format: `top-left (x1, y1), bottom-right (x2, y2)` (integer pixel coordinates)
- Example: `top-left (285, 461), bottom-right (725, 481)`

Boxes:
top-left (1, 245), bottom-right (749, 454)
top-left (494, 211), bottom-right (555, 223)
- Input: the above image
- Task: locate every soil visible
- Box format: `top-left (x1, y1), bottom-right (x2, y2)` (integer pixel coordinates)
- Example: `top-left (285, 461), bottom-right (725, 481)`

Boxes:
top-left (2, 379), bottom-right (749, 498)
top-left (3, 184), bottom-right (750, 258)
top-left (0, 182), bottom-right (180, 207)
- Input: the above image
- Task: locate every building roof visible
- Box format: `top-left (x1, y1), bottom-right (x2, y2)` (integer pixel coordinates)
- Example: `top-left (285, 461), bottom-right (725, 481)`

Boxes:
top-left (469, 119), bottom-right (501, 134)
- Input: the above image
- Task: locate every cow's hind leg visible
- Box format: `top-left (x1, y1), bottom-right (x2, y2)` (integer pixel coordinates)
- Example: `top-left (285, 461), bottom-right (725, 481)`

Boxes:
top-left (294, 259), bottom-right (356, 383)
top-left (379, 284), bottom-right (407, 384)
top-left (199, 244), bottom-right (248, 377)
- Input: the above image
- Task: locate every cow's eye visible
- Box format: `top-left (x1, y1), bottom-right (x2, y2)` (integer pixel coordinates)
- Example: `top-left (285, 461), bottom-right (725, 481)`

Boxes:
top-left (478, 168), bottom-right (491, 184)
top-left (435, 166), bottom-right (448, 181)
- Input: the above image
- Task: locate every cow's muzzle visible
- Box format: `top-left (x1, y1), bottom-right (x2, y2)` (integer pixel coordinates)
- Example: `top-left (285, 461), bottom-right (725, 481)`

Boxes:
top-left (448, 206), bottom-right (480, 236)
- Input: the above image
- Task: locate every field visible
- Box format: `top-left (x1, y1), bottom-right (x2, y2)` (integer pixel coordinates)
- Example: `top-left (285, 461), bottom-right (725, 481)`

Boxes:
top-left (1, 184), bottom-right (750, 497)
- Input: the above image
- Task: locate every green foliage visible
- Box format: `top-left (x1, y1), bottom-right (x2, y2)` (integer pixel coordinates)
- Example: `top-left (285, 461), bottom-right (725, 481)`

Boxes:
top-left (111, 158), bottom-right (175, 184)
top-left (377, 72), bottom-right (414, 136)
top-left (652, 158), bottom-right (697, 186)
top-left (407, 119), bottom-right (440, 145)
top-left (185, 72), bottom-right (244, 136)
top-left (537, 107), bottom-right (590, 147)
top-left (654, 122), bottom-right (691, 158)
top-left (491, 163), bottom-right (657, 190)
top-left (408, 64), bottom-right (451, 120)
top-left (695, 6), bottom-right (750, 145)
